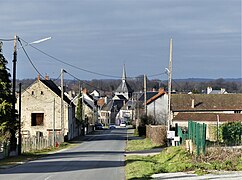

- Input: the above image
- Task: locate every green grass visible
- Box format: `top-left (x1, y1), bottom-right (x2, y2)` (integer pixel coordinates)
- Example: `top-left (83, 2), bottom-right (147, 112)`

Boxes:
top-left (126, 138), bottom-right (162, 152)
top-left (125, 146), bottom-right (192, 179)
top-left (0, 142), bottom-right (75, 168)
top-left (125, 146), bottom-right (242, 180)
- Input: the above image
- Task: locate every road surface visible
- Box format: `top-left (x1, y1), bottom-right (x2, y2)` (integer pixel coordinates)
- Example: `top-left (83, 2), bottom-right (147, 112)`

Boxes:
top-left (0, 128), bottom-right (127, 180)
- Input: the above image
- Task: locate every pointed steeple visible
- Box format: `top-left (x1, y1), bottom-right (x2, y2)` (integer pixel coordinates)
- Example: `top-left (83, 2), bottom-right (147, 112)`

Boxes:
top-left (122, 64), bottom-right (126, 83)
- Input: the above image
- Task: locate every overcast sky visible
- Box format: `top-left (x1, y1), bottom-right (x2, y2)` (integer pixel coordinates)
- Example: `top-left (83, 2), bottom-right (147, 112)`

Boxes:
top-left (1, 0), bottom-right (241, 80)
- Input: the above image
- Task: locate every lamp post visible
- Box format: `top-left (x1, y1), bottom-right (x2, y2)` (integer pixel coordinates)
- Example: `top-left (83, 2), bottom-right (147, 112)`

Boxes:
top-left (11, 35), bottom-right (51, 155)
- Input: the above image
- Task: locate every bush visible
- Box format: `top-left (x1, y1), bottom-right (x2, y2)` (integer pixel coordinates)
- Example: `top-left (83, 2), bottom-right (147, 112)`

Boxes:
top-left (220, 122), bottom-right (242, 146)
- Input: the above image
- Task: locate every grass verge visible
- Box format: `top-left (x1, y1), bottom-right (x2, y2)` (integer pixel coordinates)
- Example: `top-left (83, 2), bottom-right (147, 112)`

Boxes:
top-left (126, 138), bottom-right (162, 152)
top-left (0, 142), bottom-right (75, 168)
top-left (125, 146), bottom-right (242, 180)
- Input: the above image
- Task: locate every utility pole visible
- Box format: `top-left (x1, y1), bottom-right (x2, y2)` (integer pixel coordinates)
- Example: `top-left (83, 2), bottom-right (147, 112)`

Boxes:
top-left (53, 98), bottom-right (56, 147)
top-left (18, 83), bottom-right (22, 155)
top-left (217, 115), bottom-right (220, 142)
top-left (10, 34), bottom-right (18, 153)
top-left (167, 38), bottom-right (173, 131)
top-left (144, 74), bottom-right (147, 116)
top-left (61, 69), bottom-right (65, 142)
top-left (80, 86), bottom-right (85, 135)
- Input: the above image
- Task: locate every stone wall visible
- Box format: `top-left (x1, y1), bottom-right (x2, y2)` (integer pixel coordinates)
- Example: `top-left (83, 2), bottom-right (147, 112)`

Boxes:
top-left (146, 125), bottom-right (167, 145)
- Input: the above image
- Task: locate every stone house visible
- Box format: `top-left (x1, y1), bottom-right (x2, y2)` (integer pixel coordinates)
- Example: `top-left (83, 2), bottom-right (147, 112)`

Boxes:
top-left (146, 88), bottom-right (168, 125)
top-left (16, 77), bottom-right (77, 141)
top-left (72, 88), bottom-right (97, 133)
top-left (100, 99), bottom-right (125, 125)
top-left (171, 94), bottom-right (242, 139)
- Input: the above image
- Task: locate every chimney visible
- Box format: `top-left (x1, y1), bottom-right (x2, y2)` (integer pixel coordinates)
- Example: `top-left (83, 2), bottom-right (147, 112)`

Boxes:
top-left (37, 74), bottom-right (41, 80)
top-left (191, 99), bottom-right (195, 108)
top-left (158, 88), bottom-right (164, 94)
top-left (45, 74), bottom-right (49, 80)
top-left (82, 88), bottom-right (87, 94)
top-left (207, 87), bottom-right (212, 94)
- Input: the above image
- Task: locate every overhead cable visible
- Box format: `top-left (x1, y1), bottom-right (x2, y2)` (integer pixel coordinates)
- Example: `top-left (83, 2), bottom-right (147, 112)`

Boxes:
top-left (19, 37), bottom-right (166, 79)
top-left (18, 38), bottom-right (45, 79)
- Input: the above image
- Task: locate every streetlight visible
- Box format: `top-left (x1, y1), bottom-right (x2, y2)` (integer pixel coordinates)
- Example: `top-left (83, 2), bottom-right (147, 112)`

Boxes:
top-left (12, 35), bottom-right (51, 155)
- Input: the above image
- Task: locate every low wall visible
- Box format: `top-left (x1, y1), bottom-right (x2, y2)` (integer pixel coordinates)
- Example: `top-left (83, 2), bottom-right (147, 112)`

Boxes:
top-left (146, 125), bottom-right (167, 145)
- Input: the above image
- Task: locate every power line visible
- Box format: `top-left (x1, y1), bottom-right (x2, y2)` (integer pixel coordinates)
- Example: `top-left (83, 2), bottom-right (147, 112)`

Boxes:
top-left (19, 37), bottom-right (120, 79)
top-left (65, 71), bottom-right (111, 92)
top-left (0, 38), bottom-right (15, 41)
top-left (18, 38), bottom-right (45, 79)
top-left (19, 37), bottom-right (167, 79)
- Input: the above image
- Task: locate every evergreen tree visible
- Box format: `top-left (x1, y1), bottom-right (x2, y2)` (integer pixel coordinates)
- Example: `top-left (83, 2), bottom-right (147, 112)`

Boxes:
top-left (0, 42), bottom-right (14, 142)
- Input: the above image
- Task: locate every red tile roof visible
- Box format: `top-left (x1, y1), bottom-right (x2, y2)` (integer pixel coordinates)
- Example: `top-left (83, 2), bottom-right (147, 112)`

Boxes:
top-left (146, 88), bottom-right (166, 105)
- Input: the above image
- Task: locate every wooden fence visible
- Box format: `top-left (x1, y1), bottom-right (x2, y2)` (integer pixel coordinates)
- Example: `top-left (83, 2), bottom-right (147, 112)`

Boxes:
top-left (0, 133), bottom-right (63, 159)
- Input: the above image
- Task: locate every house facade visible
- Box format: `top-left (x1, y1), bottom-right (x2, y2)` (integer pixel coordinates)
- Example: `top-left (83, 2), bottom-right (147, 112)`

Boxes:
top-left (146, 88), bottom-right (168, 125)
top-left (16, 78), bottom-right (77, 141)
top-left (100, 99), bottom-right (125, 125)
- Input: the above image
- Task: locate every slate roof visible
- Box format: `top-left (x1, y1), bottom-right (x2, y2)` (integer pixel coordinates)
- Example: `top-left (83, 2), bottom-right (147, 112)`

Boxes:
top-left (115, 81), bottom-right (133, 94)
top-left (101, 99), bottom-right (125, 112)
top-left (40, 80), bottom-right (71, 104)
top-left (138, 91), bottom-right (158, 102)
top-left (115, 94), bottom-right (127, 100)
top-left (171, 94), bottom-right (242, 111)
top-left (173, 112), bottom-right (242, 122)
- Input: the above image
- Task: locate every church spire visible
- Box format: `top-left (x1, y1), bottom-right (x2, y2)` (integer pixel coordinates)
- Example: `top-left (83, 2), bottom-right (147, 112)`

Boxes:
top-left (122, 64), bottom-right (126, 82)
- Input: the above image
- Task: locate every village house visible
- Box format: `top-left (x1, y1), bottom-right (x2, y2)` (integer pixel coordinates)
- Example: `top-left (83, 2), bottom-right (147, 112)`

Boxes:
top-left (171, 93), bottom-right (242, 139)
top-left (71, 88), bottom-right (97, 133)
top-left (16, 76), bottom-right (77, 141)
top-left (100, 65), bottom-right (134, 125)
top-left (146, 88), bottom-right (168, 125)
top-left (116, 100), bottom-right (135, 124)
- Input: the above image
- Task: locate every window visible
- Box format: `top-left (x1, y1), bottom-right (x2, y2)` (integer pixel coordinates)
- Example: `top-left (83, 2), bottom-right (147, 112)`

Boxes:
top-left (234, 111), bottom-right (241, 114)
top-left (41, 91), bottom-right (44, 95)
top-left (31, 113), bottom-right (44, 126)
top-left (32, 91), bottom-right (34, 95)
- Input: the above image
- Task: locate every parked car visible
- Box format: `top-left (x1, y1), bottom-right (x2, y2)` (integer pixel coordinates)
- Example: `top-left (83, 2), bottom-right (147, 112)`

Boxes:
top-left (95, 123), bottom-right (103, 130)
top-left (109, 124), bottom-right (116, 129)
top-left (120, 122), bottom-right (126, 127)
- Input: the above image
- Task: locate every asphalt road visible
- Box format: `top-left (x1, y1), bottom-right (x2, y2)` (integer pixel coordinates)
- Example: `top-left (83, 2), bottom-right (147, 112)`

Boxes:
top-left (0, 128), bottom-right (127, 180)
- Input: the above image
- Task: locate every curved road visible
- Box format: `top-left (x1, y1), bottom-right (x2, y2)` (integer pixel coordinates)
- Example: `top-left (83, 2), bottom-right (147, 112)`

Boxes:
top-left (0, 128), bottom-right (127, 180)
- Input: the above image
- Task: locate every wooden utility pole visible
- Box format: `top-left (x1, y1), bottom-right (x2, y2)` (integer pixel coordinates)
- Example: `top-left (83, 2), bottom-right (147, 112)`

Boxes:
top-left (144, 74), bottom-right (147, 116)
top-left (53, 98), bottom-right (56, 147)
top-left (61, 69), bottom-right (65, 141)
top-left (167, 38), bottom-right (173, 131)
top-left (18, 83), bottom-right (22, 155)
top-left (10, 34), bottom-right (18, 153)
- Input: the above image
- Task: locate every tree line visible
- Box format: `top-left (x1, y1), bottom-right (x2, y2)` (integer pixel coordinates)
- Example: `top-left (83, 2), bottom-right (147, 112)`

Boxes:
top-left (17, 77), bottom-right (242, 95)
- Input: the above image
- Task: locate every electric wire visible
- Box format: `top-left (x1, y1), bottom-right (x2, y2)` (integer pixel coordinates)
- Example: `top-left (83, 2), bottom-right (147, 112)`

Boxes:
top-left (65, 71), bottom-right (111, 92)
top-left (19, 37), bottom-right (120, 78)
top-left (0, 38), bottom-right (15, 41)
top-left (19, 37), bottom-right (167, 79)
top-left (52, 73), bottom-right (62, 82)
top-left (18, 38), bottom-right (45, 79)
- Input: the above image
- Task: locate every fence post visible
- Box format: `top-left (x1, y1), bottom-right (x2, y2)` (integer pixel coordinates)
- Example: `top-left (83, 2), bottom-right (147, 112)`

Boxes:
top-left (202, 123), bottom-right (206, 155)
top-left (196, 123), bottom-right (200, 156)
